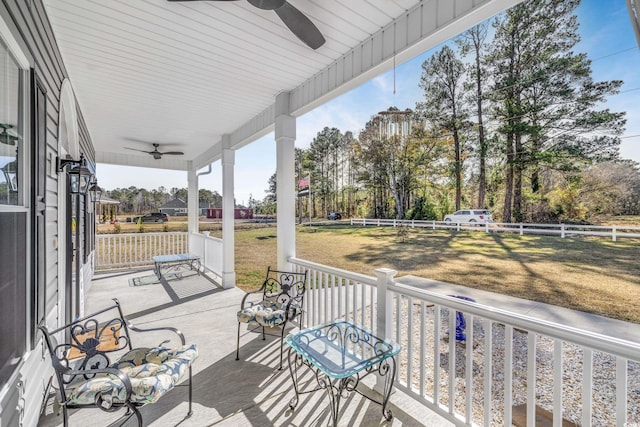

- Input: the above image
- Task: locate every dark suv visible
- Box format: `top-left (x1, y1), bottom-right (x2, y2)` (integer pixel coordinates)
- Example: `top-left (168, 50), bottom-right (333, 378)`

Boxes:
top-left (133, 212), bottom-right (169, 223)
top-left (327, 212), bottom-right (342, 220)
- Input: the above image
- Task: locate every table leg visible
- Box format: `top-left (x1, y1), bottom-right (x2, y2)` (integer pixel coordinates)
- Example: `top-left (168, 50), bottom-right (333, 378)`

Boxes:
top-left (379, 356), bottom-right (396, 421)
top-left (287, 347), bottom-right (302, 410)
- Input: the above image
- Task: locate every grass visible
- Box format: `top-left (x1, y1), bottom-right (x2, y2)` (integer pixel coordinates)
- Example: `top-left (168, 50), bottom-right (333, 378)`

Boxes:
top-left (234, 224), bottom-right (640, 324)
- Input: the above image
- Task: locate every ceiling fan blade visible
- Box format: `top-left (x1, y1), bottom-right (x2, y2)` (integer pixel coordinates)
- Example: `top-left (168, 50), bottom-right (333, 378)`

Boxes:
top-left (159, 151), bottom-right (185, 156)
top-left (274, 2), bottom-right (325, 49)
top-left (246, 0), bottom-right (286, 10)
top-left (124, 147), bottom-right (153, 154)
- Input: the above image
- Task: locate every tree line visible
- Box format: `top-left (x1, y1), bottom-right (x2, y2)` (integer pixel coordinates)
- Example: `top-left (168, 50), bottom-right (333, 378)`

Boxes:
top-left (272, 0), bottom-right (640, 223)
top-left (104, 186), bottom-right (222, 215)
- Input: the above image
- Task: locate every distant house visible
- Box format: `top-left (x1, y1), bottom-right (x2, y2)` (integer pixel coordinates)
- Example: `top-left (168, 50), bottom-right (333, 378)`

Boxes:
top-left (199, 201), bottom-right (211, 216)
top-left (159, 198), bottom-right (187, 216)
top-left (206, 208), bottom-right (254, 220)
top-left (159, 198), bottom-right (212, 216)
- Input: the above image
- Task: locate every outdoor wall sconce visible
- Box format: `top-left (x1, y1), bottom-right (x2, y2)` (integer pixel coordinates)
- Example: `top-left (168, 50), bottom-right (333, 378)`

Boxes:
top-left (57, 154), bottom-right (92, 194)
top-left (88, 178), bottom-right (102, 203)
top-left (1, 160), bottom-right (18, 192)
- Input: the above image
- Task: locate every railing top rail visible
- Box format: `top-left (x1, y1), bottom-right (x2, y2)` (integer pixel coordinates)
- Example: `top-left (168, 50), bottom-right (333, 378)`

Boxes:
top-left (289, 257), bottom-right (378, 287)
top-left (351, 218), bottom-right (640, 231)
top-left (96, 231), bottom-right (188, 237)
top-left (191, 231), bottom-right (223, 243)
top-left (389, 281), bottom-right (640, 361)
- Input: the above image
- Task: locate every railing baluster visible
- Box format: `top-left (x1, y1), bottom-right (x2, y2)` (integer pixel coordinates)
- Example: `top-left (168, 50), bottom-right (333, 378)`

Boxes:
top-left (338, 277), bottom-right (343, 320)
top-left (553, 340), bottom-right (562, 427)
top-left (407, 296), bottom-right (413, 391)
top-left (465, 314), bottom-right (474, 423)
top-left (353, 280), bottom-right (358, 325)
top-left (361, 280), bottom-right (366, 329)
top-left (527, 332), bottom-right (537, 426)
top-left (582, 348), bottom-right (593, 427)
top-left (434, 304), bottom-right (440, 405)
top-left (331, 274), bottom-right (336, 322)
top-left (345, 279), bottom-right (350, 322)
top-left (484, 319), bottom-right (492, 427)
top-left (505, 325), bottom-right (513, 426)
top-left (324, 272), bottom-right (328, 324)
top-left (420, 301), bottom-right (426, 399)
top-left (616, 356), bottom-right (628, 426)
top-left (369, 285), bottom-right (375, 332)
top-left (449, 307), bottom-right (455, 414)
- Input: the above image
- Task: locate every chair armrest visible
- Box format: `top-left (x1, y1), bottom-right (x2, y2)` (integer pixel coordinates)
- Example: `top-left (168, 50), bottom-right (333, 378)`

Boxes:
top-left (66, 367), bottom-right (134, 409)
top-left (240, 284), bottom-right (266, 310)
top-left (127, 324), bottom-right (186, 346)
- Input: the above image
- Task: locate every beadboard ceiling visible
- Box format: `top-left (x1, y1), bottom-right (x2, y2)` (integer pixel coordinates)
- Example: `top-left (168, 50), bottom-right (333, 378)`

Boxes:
top-left (43, 0), bottom-right (517, 170)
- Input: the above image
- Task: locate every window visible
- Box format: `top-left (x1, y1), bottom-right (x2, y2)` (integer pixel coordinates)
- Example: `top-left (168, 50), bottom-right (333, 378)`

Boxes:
top-left (0, 38), bottom-right (23, 205)
top-left (0, 35), bottom-right (27, 386)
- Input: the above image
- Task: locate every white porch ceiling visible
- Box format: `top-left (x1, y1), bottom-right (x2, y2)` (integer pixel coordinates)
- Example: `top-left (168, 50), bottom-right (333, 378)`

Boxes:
top-left (43, 0), bottom-right (518, 171)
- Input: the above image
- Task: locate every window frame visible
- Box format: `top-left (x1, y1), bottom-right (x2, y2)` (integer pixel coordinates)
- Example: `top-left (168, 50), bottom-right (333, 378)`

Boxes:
top-left (0, 15), bottom-right (31, 387)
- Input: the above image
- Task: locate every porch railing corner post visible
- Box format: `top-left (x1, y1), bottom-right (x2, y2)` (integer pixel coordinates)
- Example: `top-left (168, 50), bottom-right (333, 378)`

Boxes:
top-left (374, 267), bottom-right (397, 395)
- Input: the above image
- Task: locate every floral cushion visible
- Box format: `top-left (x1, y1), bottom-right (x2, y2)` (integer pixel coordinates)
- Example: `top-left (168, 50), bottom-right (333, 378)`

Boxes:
top-left (66, 344), bottom-right (198, 407)
top-left (237, 302), bottom-right (302, 327)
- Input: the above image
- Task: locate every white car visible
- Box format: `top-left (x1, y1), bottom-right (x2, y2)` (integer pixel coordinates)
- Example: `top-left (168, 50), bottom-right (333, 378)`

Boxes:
top-left (444, 209), bottom-right (493, 224)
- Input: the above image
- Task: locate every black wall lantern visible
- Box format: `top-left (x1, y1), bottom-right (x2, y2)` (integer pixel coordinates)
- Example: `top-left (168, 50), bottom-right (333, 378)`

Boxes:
top-left (57, 153), bottom-right (92, 194)
top-left (88, 178), bottom-right (102, 203)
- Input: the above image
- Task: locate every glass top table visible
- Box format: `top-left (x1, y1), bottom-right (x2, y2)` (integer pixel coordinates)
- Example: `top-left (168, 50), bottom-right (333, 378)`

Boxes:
top-left (285, 320), bottom-right (400, 426)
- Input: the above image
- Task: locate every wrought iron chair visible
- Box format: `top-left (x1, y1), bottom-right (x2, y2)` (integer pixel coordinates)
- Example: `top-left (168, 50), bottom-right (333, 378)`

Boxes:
top-left (39, 298), bottom-right (198, 426)
top-left (236, 267), bottom-right (308, 369)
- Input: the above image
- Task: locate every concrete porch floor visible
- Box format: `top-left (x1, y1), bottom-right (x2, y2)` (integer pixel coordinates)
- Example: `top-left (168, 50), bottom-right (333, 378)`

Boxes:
top-left (39, 269), bottom-right (452, 427)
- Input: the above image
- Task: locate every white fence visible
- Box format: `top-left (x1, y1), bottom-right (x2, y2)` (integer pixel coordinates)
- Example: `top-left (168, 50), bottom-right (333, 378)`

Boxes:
top-left (350, 218), bottom-right (640, 242)
top-left (95, 232), bottom-right (188, 269)
top-left (189, 232), bottom-right (223, 278)
top-left (289, 257), bottom-right (640, 427)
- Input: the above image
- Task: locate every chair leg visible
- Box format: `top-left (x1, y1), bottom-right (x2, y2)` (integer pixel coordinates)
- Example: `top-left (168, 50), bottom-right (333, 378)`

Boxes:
top-left (187, 365), bottom-right (193, 417)
top-left (127, 402), bottom-right (143, 427)
top-left (236, 322), bottom-right (241, 361)
top-left (278, 325), bottom-right (286, 370)
top-left (62, 405), bottom-right (68, 427)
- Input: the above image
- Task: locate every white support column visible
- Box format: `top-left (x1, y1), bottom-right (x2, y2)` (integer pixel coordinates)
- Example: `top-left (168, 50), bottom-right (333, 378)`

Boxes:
top-left (187, 163), bottom-right (198, 250)
top-left (275, 92), bottom-right (296, 271)
top-left (221, 135), bottom-right (236, 288)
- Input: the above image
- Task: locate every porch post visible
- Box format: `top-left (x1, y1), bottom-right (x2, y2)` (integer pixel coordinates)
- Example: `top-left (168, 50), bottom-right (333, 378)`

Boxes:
top-left (275, 92), bottom-right (296, 271)
top-left (221, 135), bottom-right (236, 288)
top-left (187, 162), bottom-right (198, 237)
top-left (374, 267), bottom-right (397, 394)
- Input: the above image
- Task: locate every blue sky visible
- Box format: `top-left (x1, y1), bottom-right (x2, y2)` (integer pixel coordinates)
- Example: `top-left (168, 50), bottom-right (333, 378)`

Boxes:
top-left (98, 0), bottom-right (640, 206)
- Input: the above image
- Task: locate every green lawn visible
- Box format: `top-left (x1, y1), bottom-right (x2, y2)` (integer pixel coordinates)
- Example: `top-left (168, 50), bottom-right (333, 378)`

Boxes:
top-left (235, 224), bottom-right (640, 324)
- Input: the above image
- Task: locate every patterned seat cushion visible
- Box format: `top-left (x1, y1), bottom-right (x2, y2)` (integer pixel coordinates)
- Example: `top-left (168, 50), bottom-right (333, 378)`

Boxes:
top-left (66, 344), bottom-right (198, 407)
top-left (237, 302), bottom-right (301, 327)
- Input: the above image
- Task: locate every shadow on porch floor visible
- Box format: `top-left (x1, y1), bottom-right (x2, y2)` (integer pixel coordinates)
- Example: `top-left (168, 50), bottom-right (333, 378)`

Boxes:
top-left (38, 269), bottom-right (452, 427)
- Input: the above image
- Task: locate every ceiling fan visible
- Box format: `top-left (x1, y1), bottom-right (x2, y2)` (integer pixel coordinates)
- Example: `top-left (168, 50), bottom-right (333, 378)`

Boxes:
top-left (124, 142), bottom-right (184, 160)
top-left (167, 0), bottom-right (325, 50)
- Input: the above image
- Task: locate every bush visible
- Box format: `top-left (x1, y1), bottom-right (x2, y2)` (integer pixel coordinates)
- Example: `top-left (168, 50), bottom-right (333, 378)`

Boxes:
top-left (113, 223), bottom-right (121, 234)
top-left (163, 223), bottom-right (169, 232)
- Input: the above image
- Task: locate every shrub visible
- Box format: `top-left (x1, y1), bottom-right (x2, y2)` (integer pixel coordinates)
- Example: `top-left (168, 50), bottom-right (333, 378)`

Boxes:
top-left (113, 223), bottom-right (121, 234)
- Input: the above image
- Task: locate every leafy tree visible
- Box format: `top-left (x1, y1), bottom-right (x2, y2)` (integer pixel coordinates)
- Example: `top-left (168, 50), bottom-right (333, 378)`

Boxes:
top-left (418, 45), bottom-right (469, 210)
top-left (457, 22), bottom-right (491, 208)
top-left (488, 0), bottom-right (625, 222)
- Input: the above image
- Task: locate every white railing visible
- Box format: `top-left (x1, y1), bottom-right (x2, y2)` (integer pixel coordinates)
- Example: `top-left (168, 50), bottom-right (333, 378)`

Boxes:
top-left (289, 258), bottom-right (379, 332)
top-left (289, 257), bottom-right (640, 427)
top-left (189, 232), bottom-right (223, 278)
top-left (95, 232), bottom-right (188, 269)
top-left (350, 218), bottom-right (640, 241)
